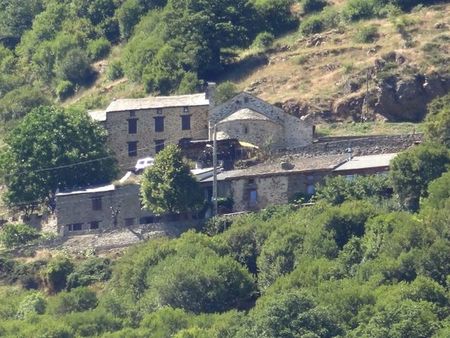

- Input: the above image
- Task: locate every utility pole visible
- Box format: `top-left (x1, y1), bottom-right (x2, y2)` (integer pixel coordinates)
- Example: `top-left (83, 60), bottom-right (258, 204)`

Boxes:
top-left (212, 123), bottom-right (218, 216)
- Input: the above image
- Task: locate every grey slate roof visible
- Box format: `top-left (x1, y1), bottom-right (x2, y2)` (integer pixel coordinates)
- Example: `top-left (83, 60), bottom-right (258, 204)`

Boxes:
top-left (106, 93), bottom-right (209, 113)
top-left (220, 108), bottom-right (280, 124)
top-left (333, 153), bottom-right (397, 172)
top-left (88, 110), bottom-right (107, 122)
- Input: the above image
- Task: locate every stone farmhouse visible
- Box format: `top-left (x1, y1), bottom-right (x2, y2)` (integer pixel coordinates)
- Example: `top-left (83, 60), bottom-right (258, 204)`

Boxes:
top-left (89, 87), bottom-right (314, 172)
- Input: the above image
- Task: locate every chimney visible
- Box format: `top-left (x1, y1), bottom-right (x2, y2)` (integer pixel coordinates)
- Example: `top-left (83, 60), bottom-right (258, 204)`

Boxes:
top-left (206, 82), bottom-right (216, 108)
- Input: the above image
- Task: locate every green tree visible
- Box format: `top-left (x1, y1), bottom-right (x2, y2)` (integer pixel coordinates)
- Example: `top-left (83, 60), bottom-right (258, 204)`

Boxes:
top-left (0, 223), bottom-right (40, 249)
top-left (390, 143), bottom-right (449, 211)
top-left (140, 145), bottom-right (203, 215)
top-left (214, 81), bottom-right (238, 105)
top-left (426, 93), bottom-right (450, 147)
top-left (0, 106), bottom-right (117, 212)
top-left (42, 256), bottom-right (75, 293)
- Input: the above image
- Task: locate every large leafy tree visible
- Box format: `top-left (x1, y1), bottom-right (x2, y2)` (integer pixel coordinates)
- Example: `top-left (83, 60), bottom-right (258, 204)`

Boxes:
top-left (426, 93), bottom-right (450, 147)
top-left (390, 143), bottom-right (449, 212)
top-left (140, 145), bottom-right (203, 215)
top-left (0, 106), bottom-right (117, 213)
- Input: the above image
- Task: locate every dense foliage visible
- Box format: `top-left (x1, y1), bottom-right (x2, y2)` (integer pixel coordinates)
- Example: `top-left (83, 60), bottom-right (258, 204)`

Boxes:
top-left (0, 106), bottom-right (118, 212)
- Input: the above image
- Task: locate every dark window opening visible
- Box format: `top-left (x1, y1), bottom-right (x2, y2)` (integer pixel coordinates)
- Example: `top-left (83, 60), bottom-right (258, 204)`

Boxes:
top-left (92, 197), bottom-right (102, 210)
top-left (128, 141), bottom-right (138, 157)
top-left (125, 218), bottom-right (135, 227)
top-left (68, 223), bottom-right (83, 232)
top-left (90, 221), bottom-right (100, 230)
top-left (155, 140), bottom-right (165, 153)
top-left (128, 118), bottom-right (137, 134)
top-left (156, 108), bottom-right (163, 115)
top-left (181, 115), bottom-right (191, 130)
top-left (244, 125), bottom-right (248, 134)
top-left (140, 216), bottom-right (154, 224)
top-left (154, 116), bottom-right (164, 132)
top-left (248, 189), bottom-right (258, 207)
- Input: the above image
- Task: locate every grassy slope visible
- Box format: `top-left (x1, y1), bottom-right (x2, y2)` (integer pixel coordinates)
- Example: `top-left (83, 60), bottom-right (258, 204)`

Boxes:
top-left (66, 2), bottom-right (449, 136)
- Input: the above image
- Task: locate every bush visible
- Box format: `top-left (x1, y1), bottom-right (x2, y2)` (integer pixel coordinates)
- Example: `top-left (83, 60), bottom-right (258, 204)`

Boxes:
top-left (0, 223), bottom-right (40, 249)
top-left (252, 32), bottom-right (275, 50)
top-left (56, 80), bottom-right (75, 100)
top-left (42, 256), bottom-right (74, 293)
top-left (353, 24), bottom-right (379, 43)
top-left (107, 60), bottom-right (124, 81)
top-left (214, 81), bottom-right (238, 105)
top-left (342, 0), bottom-right (378, 21)
top-left (302, 0), bottom-right (327, 13)
top-left (55, 49), bottom-right (93, 85)
top-left (67, 257), bottom-right (112, 290)
top-left (16, 292), bottom-right (47, 318)
top-left (87, 38), bottom-right (111, 61)
top-left (300, 15), bottom-right (324, 35)
top-left (51, 287), bottom-right (98, 314)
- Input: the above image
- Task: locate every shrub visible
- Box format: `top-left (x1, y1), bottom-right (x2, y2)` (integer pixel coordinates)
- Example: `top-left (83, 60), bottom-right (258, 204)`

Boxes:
top-left (203, 216), bottom-right (233, 236)
top-left (67, 257), bottom-right (112, 290)
top-left (56, 80), bottom-right (75, 100)
top-left (87, 38), bottom-right (111, 61)
top-left (51, 287), bottom-right (98, 314)
top-left (252, 32), bottom-right (275, 50)
top-left (0, 223), bottom-right (40, 249)
top-left (342, 0), bottom-right (378, 21)
top-left (42, 256), bottom-right (74, 293)
top-left (16, 292), bottom-right (47, 318)
top-left (107, 60), bottom-right (124, 81)
top-left (302, 0), bottom-right (327, 13)
top-left (55, 48), bottom-right (93, 85)
top-left (353, 24), bottom-right (379, 43)
top-left (300, 15), bottom-right (324, 35)
top-left (214, 81), bottom-right (238, 105)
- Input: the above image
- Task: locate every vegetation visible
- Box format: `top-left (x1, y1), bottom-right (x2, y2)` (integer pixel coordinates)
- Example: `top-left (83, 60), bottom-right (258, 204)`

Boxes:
top-left (0, 106), bottom-right (118, 213)
top-left (140, 145), bottom-right (203, 215)
top-left (0, 223), bottom-right (40, 249)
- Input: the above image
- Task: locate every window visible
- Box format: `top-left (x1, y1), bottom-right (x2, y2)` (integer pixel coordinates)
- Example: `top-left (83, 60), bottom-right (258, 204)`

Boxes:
top-left (128, 118), bottom-right (137, 134)
top-left (90, 221), bottom-right (100, 230)
top-left (125, 218), bottom-right (135, 227)
top-left (68, 223), bottom-right (83, 232)
top-left (181, 115), bottom-right (191, 130)
top-left (128, 141), bottom-right (138, 157)
top-left (307, 184), bottom-right (315, 196)
top-left (154, 116), bottom-right (164, 132)
top-left (244, 125), bottom-right (248, 134)
top-left (249, 190), bottom-right (258, 207)
top-left (183, 106), bottom-right (189, 113)
top-left (156, 108), bottom-right (163, 115)
top-left (140, 216), bottom-right (154, 224)
top-left (92, 196), bottom-right (102, 210)
top-left (155, 140), bottom-right (165, 153)
top-left (248, 178), bottom-right (255, 185)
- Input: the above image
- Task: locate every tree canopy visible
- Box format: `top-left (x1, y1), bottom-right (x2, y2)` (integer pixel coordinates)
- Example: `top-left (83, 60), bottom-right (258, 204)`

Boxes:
top-left (0, 106), bottom-right (117, 212)
top-left (140, 145), bottom-right (203, 215)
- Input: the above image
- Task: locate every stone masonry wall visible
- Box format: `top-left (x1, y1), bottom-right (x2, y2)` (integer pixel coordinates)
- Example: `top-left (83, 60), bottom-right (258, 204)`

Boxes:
top-left (105, 105), bottom-right (209, 173)
top-left (56, 184), bottom-right (155, 236)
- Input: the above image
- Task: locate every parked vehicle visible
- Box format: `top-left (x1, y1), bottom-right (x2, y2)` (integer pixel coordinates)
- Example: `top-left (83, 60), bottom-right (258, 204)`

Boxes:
top-left (134, 157), bottom-right (155, 173)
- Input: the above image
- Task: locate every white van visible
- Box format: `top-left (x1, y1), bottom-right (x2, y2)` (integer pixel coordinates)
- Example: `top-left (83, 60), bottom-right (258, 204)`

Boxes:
top-left (134, 157), bottom-right (155, 173)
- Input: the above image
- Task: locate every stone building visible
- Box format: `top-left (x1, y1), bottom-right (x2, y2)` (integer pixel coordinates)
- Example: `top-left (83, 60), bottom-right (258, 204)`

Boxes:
top-left (209, 92), bottom-right (314, 150)
top-left (211, 155), bottom-right (347, 212)
top-left (55, 169), bottom-right (214, 236)
top-left (90, 94), bottom-right (210, 172)
top-left (333, 153), bottom-right (397, 178)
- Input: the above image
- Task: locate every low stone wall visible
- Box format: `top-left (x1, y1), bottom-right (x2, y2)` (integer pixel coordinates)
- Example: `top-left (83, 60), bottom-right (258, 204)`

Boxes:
top-left (291, 133), bottom-right (423, 157)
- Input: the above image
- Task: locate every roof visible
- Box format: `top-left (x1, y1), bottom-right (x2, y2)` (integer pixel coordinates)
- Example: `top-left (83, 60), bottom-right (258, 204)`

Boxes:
top-left (56, 184), bottom-right (115, 197)
top-left (88, 110), bottom-right (107, 122)
top-left (106, 93), bottom-right (209, 113)
top-left (203, 155), bottom-right (347, 182)
top-left (333, 153), bottom-right (397, 172)
top-left (220, 108), bottom-right (279, 124)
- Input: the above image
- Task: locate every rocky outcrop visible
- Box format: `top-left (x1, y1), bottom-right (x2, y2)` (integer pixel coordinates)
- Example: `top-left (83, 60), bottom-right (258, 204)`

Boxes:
top-left (373, 72), bottom-right (450, 122)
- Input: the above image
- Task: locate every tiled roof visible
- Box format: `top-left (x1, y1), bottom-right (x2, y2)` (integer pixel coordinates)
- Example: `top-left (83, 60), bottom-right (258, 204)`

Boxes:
top-left (204, 155), bottom-right (348, 181)
top-left (220, 108), bottom-right (280, 124)
top-left (106, 93), bottom-right (209, 112)
top-left (333, 153), bottom-right (397, 172)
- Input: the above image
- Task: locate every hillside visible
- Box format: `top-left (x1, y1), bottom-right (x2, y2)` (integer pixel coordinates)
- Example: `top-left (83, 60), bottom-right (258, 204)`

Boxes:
top-left (1, 0), bottom-right (449, 132)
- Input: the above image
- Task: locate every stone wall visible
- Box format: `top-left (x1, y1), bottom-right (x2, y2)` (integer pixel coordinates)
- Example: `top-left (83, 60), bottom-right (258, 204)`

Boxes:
top-left (105, 105), bottom-right (209, 172)
top-left (56, 184), bottom-right (155, 236)
top-left (292, 134), bottom-right (423, 157)
top-left (210, 92), bottom-right (313, 149)
top-left (217, 119), bottom-right (283, 148)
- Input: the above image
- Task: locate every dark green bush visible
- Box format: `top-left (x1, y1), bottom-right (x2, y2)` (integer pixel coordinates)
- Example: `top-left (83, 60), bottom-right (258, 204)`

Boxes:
top-left (302, 0), bottom-right (328, 13)
top-left (252, 32), bottom-right (275, 50)
top-left (67, 257), bottom-right (112, 290)
top-left (42, 256), bottom-right (74, 293)
top-left (56, 80), bottom-right (75, 100)
top-left (107, 60), bottom-right (124, 81)
top-left (300, 15), bottom-right (324, 35)
top-left (51, 287), bottom-right (98, 314)
top-left (0, 223), bottom-right (40, 249)
top-left (87, 37), bottom-right (111, 61)
top-left (353, 24), bottom-right (379, 43)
